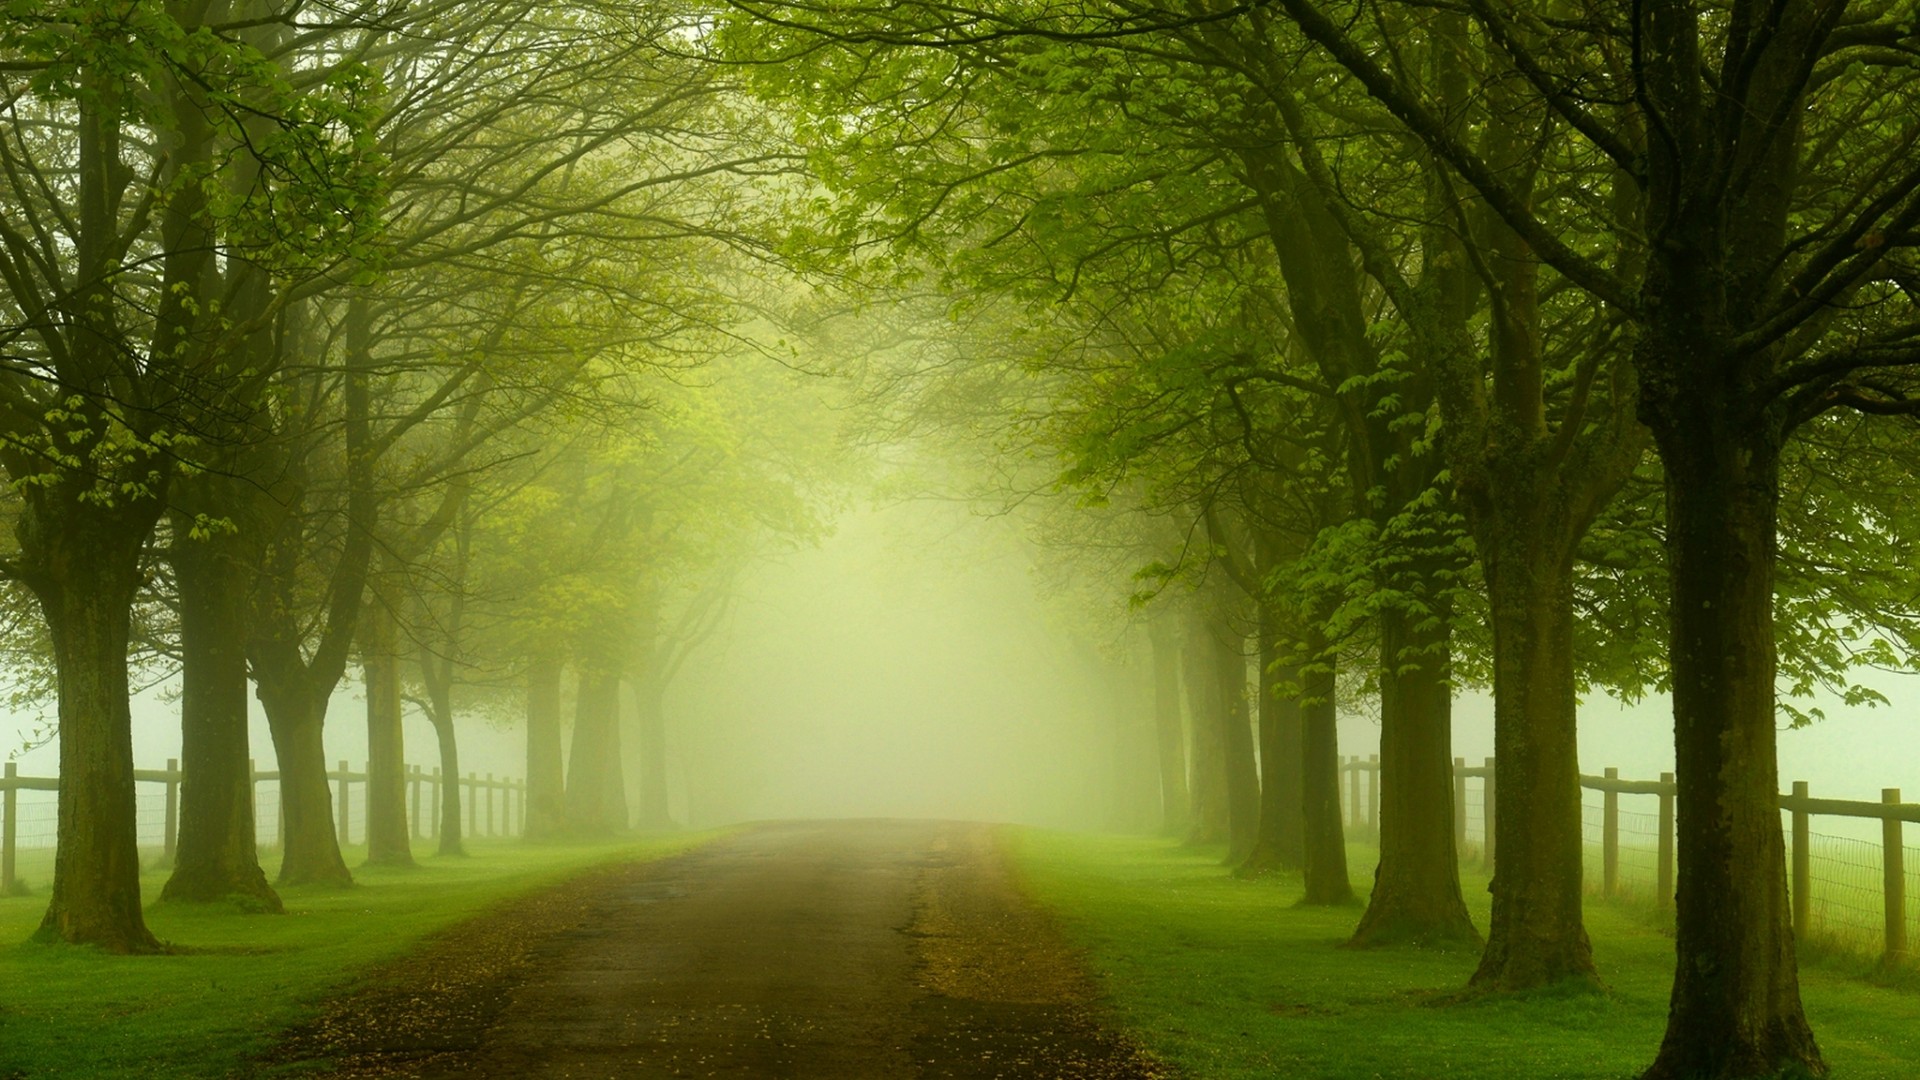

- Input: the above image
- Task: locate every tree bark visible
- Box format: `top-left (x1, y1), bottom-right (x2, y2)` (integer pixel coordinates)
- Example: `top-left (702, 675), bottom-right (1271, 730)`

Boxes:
top-left (523, 656), bottom-right (567, 839)
top-left (1147, 610), bottom-right (1189, 836)
top-left (1350, 602), bottom-right (1477, 946)
top-left (1182, 609), bottom-right (1228, 846)
top-left (414, 627), bottom-right (466, 856)
top-left (258, 684), bottom-right (352, 887)
top-left (565, 670), bottom-right (628, 834)
top-left (1299, 638), bottom-right (1352, 905)
top-left (162, 518), bottom-right (281, 910)
top-left (1639, 414), bottom-right (1818, 1078)
top-left (429, 711), bottom-right (464, 855)
top-left (1208, 614), bottom-right (1260, 865)
top-left (361, 593), bottom-right (412, 867)
top-left (1240, 598), bottom-right (1304, 876)
top-left (1469, 512), bottom-right (1595, 989)
top-left (27, 509), bottom-right (164, 950)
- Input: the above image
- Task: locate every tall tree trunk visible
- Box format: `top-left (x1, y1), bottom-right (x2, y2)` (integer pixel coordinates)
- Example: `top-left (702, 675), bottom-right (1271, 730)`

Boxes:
top-left (523, 656), bottom-right (566, 839)
top-left (1209, 617), bottom-right (1261, 865)
top-left (1300, 637), bottom-right (1352, 905)
top-left (361, 595), bottom-right (412, 867)
top-left (1350, 602), bottom-right (1477, 946)
top-left (1147, 611), bottom-right (1189, 836)
top-left (1240, 598), bottom-right (1304, 875)
top-left (1182, 610), bottom-right (1228, 845)
top-left (27, 510), bottom-right (163, 951)
top-left (1469, 517), bottom-right (1594, 988)
top-left (565, 671), bottom-right (627, 834)
top-left (429, 713), bottom-right (464, 855)
top-left (163, 520), bottom-right (280, 910)
top-left (633, 681), bottom-right (672, 829)
top-left (1640, 418), bottom-right (1818, 1078)
top-left (416, 631), bottom-right (466, 856)
top-left (258, 686), bottom-right (351, 887)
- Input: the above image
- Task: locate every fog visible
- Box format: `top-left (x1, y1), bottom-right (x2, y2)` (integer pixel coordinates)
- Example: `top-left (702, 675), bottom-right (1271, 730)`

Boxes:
top-left (668, 499), bottom-right (1119, 829)
top-left (9, 499), bottom-right (1920, 842)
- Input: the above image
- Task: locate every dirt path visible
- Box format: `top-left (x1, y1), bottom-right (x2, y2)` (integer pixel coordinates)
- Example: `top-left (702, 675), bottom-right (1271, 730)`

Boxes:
top-left (270, 821), bottom-right (1167, 1079)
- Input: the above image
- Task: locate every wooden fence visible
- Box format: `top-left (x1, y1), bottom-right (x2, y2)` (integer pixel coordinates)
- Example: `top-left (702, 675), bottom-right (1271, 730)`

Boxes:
top-left (0, 759), bottom-right (527, 896)
top-left (1340, 756), bottom-right (1920, 963)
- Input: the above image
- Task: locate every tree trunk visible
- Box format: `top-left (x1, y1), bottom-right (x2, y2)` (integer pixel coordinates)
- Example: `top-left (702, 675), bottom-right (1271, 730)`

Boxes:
top-left (1209, 618), bottom-right (1261, 865)
top-left (1350, 603), bottom-right (1477, 946)
top-left (1640, 420), bottom-right (1819, 1079)
top-left (1300, 639), bottom-right (1352, 905)
top-left (523, 656), bottom-right (566, 839)
top-left (361, 596), bottom-right (412, 867)
top-left (634, 681), bottom-right (672, 829)
top-left (259, 688), bottom-right (352, 887)
top-left (1182, 611), bottom-right (1228, 845)
top-left (429, 712), bottom-right (465, 855)
top-left (1240, 598), bottom-right (1304, 876)
top-left (162, 522), bottom-right (281, 910)
top-left (1147, 611), bottom-right (1189, 836)
top-left (565, 671), bottom-right (628, 834)
top-left (1470, 516), bottom-right (1594, 989)
top-left (28, 515), bottom-right (163, 951)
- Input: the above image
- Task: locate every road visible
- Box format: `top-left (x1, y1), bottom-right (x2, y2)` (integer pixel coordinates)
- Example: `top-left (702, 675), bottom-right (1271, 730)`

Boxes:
top-left (275, 820), bottom-right (1165, 1079)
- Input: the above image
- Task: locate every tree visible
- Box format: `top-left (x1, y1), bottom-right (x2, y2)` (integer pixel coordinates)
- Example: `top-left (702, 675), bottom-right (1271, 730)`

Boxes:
top-left (1273, 0), bottom-right (1920, 1072)
top-left (0, 0), bottom-right (380, 946)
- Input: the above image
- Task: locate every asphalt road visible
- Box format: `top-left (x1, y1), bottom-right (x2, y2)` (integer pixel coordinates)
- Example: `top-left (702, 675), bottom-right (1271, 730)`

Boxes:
top-left (276, 820), bottom-right (1165, 1079)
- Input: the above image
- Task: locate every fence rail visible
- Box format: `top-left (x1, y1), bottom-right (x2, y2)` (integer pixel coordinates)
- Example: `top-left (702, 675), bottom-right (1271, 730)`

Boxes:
top-left (1339, 756), bottom-right (1920, 963)
top-left (0, 759), bottom-right (526, 896)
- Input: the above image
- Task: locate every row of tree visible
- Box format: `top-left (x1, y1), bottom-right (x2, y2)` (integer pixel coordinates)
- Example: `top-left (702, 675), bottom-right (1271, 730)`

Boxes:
top-left (8, 5), bottom-right (1920, 1078)
top-left (0, 1), bottom-right (834, 953)
top-left (723, 3), bottom-right (1920, 1078)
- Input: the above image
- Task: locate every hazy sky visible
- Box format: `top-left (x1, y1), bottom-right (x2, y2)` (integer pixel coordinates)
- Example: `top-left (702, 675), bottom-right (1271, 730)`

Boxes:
top-left (669, 498), bottom-right (1118, 830)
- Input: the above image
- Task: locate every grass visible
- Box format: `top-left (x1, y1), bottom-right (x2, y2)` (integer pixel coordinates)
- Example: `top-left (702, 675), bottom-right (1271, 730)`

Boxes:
top-left (0, 832), bottom-right (721, 1079)
top-left (1007, 830), bottom-right (1920, 1079)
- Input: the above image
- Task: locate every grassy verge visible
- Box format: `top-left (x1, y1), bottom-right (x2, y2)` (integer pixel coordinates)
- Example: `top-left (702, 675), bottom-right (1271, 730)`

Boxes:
top-left (1008, 830), bottom-right (1920, 1079)
top-left (0, 832), bottom-right (723, 1079)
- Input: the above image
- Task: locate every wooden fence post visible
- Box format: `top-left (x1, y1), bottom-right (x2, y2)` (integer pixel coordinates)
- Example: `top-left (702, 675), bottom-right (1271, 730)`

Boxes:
top-left (1453, 757), bottom-right (1468, 854)
top-left (1602, 767), bottom-right (1619, 898)
top-left (430, 767), bottom-right (441, 840)
top-left (485, 773), bottom-right (496, 837)
top-left (466, 772), bottom-right (477, 838)
top-left (1657, 771), bottom-right (1675, 912)
top-left (1367, 754), bottom-right (1380, 839)
top-left (1792, 780), bottom-right (1811, 939)
top-left (504, 779), bottom-right (514, 838)
top-left (1483, 757), bottom-right (1497, 872)
top-left (1884, 788), bottom-right (1906, 962)
top-left (336, 760), bottom-right (350, 846)
top-left (163, 757), bottom-right (179, 865)
top-left (3, 762), bottom-right (16, 895)
top-left (409, 766), bottom-right (421, 840)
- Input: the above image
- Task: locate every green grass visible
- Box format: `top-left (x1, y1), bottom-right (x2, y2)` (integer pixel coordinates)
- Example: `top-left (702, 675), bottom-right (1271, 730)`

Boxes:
top-left (1008, 831), bottom-right (1920, 1079)
top-left (0, 832), bottom-right (722, 1079)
